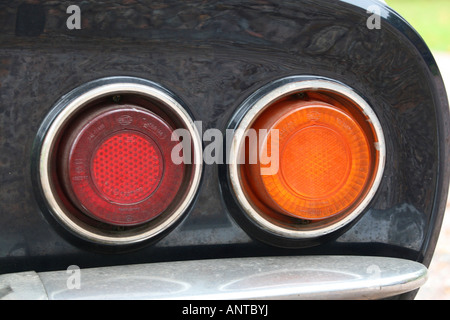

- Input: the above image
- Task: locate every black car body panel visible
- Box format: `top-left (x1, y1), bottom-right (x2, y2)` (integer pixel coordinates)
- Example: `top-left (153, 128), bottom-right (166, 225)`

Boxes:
top-left (0, 0), bottom-right (448, 300)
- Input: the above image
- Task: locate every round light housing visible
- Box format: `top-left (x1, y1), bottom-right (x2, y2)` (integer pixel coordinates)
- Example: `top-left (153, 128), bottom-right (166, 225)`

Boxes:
top-left (36, 77), bottom-right (202, 246)
top-left (229, 78), bottom-right (385, 241)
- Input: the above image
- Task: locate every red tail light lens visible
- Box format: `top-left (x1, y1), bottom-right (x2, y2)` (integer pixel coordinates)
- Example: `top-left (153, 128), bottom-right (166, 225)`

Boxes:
top-left (37, 78), bottom-right (202, 246)
top-left (92, 131), bottom-right (163, 204)
top-left (59, 106), bottom-right (183, 226)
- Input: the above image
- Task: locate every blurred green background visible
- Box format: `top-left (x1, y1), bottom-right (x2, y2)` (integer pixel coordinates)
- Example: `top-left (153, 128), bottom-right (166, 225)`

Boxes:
top-left (387, 0), bottom-right (450, 52)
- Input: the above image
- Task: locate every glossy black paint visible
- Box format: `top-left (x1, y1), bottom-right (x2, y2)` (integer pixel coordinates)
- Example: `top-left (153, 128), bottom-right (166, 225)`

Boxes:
top-left (0, 0), bottom-right (448, 275)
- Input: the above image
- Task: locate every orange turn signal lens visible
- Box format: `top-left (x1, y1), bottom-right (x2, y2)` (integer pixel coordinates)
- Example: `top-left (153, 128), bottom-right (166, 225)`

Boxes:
top-left (241, 95), bottom-right (380, 221)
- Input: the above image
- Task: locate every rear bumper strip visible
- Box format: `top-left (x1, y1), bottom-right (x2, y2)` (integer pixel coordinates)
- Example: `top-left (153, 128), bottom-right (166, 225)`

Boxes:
top-left (0, 255), bottom-right (427, 300)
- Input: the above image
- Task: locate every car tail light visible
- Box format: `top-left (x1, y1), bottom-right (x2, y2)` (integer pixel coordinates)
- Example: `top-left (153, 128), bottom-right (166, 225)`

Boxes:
top-left (244, 99), bottom-right (376, 221)
top-left (36, 77), bottom-right (202, 246)
top-left (228, 77), bottom-right (385, 243)
top-left (59, 105), bottom-right (183, 226)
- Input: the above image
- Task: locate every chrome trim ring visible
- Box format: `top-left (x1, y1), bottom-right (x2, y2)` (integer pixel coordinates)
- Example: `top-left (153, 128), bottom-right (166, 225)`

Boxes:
top-left (228, 77), bottom-right (386, 240)
top-left (38, 77), bottom-right (202, 246)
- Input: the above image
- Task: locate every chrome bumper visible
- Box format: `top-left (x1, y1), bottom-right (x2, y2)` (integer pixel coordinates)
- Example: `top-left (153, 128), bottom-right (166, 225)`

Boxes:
top-left (0, 255), bottom-right (427, 300)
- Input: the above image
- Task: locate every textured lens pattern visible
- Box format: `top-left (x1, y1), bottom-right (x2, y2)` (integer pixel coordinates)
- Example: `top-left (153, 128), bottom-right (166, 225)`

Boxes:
top-left (92, 131), bottom-right (163, 204)
top-left (281, 126), bottom-right (350, 199)
top-left (244, 99), bottom-right (376, 221)
top-left (62, 106), bottom-right (187, 226)
top-left (261, 105), bottom-right (371, 219)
